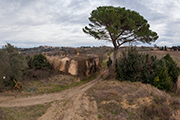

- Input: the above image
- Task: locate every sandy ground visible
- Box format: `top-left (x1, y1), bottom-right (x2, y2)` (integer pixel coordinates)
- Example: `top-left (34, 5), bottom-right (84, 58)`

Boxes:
top-left (0, 75), bottom-right (102, 120)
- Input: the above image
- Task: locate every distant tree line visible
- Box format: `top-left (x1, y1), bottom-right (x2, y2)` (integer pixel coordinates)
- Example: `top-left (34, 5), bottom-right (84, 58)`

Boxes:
top-left (171, 46), bottom-right (180, 51)
top-left (158, 46), bottom-right (180, 51)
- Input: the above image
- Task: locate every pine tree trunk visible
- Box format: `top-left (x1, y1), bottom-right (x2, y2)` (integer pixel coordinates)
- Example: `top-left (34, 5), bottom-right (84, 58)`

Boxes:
top-left (112, 48), bottom-right (118, 66)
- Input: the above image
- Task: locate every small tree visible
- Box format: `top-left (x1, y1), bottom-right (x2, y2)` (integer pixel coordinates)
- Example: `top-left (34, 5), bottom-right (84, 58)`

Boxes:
top-left (153, 67), bottom-right (172, 92)
top-left (107, 57), bottom-right (112, 67)
top-left (83, 6), bottom-right (158, 66)
top-left (163, 54), bottom-right (180, 83)
top-left (116, 48), bottom-right (156, 83)
top-left (28, 54), bottom-right (52, 70)
top-left (0, 43), bottom-right (27, 89)
top-left (116, 49), bottom-right (179, 92)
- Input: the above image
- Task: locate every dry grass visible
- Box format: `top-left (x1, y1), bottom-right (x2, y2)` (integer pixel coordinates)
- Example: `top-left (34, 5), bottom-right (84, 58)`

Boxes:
top-left (0, 74), bottom-right (82, 97)
top-left (0, 103), bottom-right (51, 120)
top-left (0, 73), bottom-right (98, 97)
top-left (86, 79), bottom-right (180, 120)
top-left (141, 50), bottom-right (180, 67)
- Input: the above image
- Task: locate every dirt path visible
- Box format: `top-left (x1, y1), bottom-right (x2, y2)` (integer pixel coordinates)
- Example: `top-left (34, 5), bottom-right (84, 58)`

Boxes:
top-left (0, 75), bottom-right (102, 120)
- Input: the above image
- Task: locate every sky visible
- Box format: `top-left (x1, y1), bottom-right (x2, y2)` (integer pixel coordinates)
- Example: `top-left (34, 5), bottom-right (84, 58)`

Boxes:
top-left (0, 0), bottom-right (180, 48)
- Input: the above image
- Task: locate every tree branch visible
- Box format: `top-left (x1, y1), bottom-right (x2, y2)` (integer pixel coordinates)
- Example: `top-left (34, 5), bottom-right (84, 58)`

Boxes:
top-left (117, 36), bottom-right (139, 47)
top-left (120, 33), bottom-right (135, 40)
top-left (115, 29), bottom-right (126, 40)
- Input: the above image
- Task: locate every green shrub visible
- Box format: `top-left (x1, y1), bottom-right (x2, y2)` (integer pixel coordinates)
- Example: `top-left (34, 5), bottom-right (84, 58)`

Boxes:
top-left (116, 48), bottom-right (156, 83)
top-left (153, 67), bottom-right (172, 91)
top-left (116, 48), bottom-right (180, 92)
top-left (0, 43), bottom-right (27, 89)
top-left (27, 54), bottom-right (52, 70)
top-left (163, 54), bottom-right (180, 83)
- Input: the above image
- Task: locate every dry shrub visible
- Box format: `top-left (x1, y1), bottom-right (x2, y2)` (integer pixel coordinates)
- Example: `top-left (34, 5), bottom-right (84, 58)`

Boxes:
top-left (104, 66), bottom-right (116, 79)
top-left (86, 80), bottom-right (180, 120)
top-left (0, 109), bottom-right (3, 120)
top-left (77, 59), bottom-right (87, 80)
top-left (24, 68), bottom-right (52, 80)
top-left (142, 103), bottom-right (171, 120)
top-left (171, 98), bottom-right (180, 110)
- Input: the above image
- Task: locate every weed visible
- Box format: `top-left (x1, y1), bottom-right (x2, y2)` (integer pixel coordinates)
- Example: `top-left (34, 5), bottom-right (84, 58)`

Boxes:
top-left (63, 99), bottom-right (70, 106)
top-left (27, 86), bottom-right (37, 92)
top-left (98, 114), bottom-right (102, 119)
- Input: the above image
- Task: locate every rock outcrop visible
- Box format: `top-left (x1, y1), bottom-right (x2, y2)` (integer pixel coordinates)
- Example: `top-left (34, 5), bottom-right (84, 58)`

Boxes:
top-left (46, 55), bottom-right (99, 76)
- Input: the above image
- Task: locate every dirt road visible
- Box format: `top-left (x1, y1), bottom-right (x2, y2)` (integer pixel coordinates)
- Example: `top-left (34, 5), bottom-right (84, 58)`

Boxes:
top-left (0, 75), bottom-right (102, 120)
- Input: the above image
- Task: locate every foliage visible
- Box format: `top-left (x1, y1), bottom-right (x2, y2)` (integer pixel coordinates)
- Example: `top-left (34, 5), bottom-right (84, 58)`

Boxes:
top-left (153, 67), bottom-right (172, 91)
top-left (163, 54), bottom-right (180, 83)
top-left (0, 43), bottom-right (27, 89)
top-left (116, 48), bottom-right (156, 83)
top-left (83, 6), bottom-right (158, 65)
top-left (27, 54), bottom-right (52, 70)
top-left (116, 48), bottom-right (180, 92)
top-left (107, 57), bottom-right (112, 67)
top-left (24, 54), bottom-right (52, 80)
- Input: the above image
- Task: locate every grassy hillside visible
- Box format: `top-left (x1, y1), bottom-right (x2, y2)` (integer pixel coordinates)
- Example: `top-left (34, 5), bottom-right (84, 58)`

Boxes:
top-left (86, 79), bottom-right (180, 120)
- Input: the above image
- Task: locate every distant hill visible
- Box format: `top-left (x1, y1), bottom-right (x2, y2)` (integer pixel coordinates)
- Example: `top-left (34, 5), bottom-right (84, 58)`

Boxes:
top-left (18, 45), bottom-right (113, 56)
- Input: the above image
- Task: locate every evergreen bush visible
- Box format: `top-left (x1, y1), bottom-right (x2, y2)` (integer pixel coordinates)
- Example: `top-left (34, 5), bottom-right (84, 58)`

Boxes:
top-left (153, 67), bottom-right (172, 91)
top-left (27, 54), bottom-right (52, 70)
top-left (116, 48), bottom-right (156, 83)
top-left (116, 48), bottom-right (180, 92)
top-left (163, 54), bottom-right (180, 83)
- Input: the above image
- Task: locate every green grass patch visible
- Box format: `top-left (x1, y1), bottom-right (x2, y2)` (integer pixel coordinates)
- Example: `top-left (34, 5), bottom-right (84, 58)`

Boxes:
top-left (0, 103), bottom-right (51, 120)
top-left (102, 58), bottom-right (107, 70)
top-left (63, 99), bottom-right (70, 106)
top-left (31, 74), bottom-right (98, 95)
top-left (98, 114), bottom-right (102, 119)
top-left (1, 73), bottom-right (99, 97)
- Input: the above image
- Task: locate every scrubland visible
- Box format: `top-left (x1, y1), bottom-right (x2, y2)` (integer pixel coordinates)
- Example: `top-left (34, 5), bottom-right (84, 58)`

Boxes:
top-left (1, 49), bottom-right (180, 119)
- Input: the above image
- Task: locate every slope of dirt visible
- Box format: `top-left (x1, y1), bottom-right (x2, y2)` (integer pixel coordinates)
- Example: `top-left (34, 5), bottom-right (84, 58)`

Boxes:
top-left (86, 79), bottom-right (180, 120)
top-left (38, 93), bottom-right (98, 120)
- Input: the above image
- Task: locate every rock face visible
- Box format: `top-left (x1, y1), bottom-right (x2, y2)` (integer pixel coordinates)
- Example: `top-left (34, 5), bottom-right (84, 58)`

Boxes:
top-left (59, 57), bottom-right (70, 72)
top-left (46, 55), bottom-right (99, 76)
top-left (68, 60), bottom-right (78, 75)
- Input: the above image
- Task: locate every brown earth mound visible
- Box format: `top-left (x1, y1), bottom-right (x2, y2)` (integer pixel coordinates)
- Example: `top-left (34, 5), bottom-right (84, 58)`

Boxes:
top-left (86, 80), bottom-right (180, 120)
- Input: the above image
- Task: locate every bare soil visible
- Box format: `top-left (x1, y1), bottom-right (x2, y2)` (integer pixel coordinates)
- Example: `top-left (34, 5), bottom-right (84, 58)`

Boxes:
top-left (0, 75), bottom-right (102, 120)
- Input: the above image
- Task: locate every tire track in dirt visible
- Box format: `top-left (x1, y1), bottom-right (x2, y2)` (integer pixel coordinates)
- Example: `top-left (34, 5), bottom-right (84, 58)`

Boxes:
top-left (0, 75), bottom-right (101, 108)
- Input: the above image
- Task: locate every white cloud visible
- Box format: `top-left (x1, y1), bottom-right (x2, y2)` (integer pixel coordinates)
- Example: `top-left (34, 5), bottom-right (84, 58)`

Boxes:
top-left (0, 0), bottom-right (180, 48)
